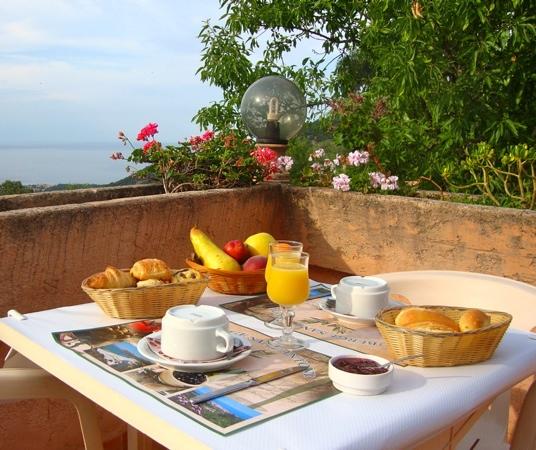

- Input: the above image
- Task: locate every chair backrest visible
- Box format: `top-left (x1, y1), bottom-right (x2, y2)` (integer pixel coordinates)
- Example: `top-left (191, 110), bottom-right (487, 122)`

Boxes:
top-left (375, 270), bottom-right (536, 331)
top-left (511, 379), bottom-right (536, 450)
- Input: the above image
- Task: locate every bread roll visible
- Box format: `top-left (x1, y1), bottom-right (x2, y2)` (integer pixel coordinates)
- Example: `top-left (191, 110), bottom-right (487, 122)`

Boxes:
top-left (406, 321), bottom-right (460, 333)
top-left (459, 309), bottom-right (490, 331)
top-left (86, 266), bottom-right (137, 289)
top-left (130, 258), bottom-right (172, 281)
top-left (136, 279), bottom-right (164, 288)
top-left (395, 307), bottom-right (460, 332)
top-left (172, 268), bottom-right (202, 284)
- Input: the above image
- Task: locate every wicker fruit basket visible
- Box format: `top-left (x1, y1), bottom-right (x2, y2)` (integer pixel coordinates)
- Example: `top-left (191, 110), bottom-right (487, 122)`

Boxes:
top-left (375, 305), bottom-right (512, 367)
top-left (185, 258), bottom-right (266, 295)
top-left (81, 269), bottom-right (209, 319)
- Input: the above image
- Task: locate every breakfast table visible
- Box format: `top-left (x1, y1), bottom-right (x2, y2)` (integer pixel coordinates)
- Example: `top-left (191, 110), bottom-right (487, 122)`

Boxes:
top-left (1, 271), bottom-right (536, 450)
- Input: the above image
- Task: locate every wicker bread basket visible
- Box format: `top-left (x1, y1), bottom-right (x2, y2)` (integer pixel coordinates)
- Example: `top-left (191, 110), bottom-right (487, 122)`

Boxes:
top-left (375, 305), bottom-right (512, 367)
top-left (82, 269), bottom-right (209, 319)
top-left (185, 258), bottom-right (266, 295)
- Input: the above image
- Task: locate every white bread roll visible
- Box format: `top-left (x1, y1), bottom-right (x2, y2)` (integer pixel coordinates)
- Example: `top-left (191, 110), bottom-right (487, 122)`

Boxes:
top-left (395, 307), bottom-right (460, 332)
top-left (130, 258), bottom-right (172, 281)
top-left (459, 309), bottom-right (491, 332)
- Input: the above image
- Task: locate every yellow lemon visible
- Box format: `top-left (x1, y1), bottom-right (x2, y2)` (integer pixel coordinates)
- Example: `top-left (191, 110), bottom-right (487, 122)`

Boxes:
top-left (244, 232), bottom-right (276, 257)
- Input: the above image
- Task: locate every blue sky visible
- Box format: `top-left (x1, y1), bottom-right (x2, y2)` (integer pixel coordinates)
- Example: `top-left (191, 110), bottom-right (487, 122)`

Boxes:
top-left (0, 0), bottom-right (324, 148)
top-left (0, 0), bottom-right (225, 145)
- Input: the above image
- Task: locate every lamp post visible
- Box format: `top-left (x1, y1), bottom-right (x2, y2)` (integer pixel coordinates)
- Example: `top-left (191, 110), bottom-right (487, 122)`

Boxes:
top-left (240, 75), bottom-right (307, 156)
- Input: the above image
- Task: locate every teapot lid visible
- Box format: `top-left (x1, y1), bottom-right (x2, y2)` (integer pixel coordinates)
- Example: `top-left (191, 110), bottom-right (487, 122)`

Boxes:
top-left (165, 305), bottom-right (227, 327)
top-left (339, 276), bottom-right (388, 292)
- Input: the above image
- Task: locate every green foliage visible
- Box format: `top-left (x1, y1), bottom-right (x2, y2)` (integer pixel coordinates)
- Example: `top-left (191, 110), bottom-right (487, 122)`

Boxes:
top-left (443, 142), bottom-right (536, 209)
top-left (124, 130), bottom-right (265, 193)
top-left (0, 180), bottom-right (33, 195)
top-left (196, 0), bottom-right (536, 208)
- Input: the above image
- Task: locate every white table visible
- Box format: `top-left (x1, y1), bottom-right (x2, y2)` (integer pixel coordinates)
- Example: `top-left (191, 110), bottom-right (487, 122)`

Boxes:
top-left (1, 275), bottom-right (536, 450)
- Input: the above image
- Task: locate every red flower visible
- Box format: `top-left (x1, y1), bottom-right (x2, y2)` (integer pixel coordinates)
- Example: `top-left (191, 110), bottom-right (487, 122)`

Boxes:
top-left (143, 141), bottom-right (160, 154)
top-left (137, 122), bottom-right (159, 141)
top-left (251, 146), bottom-right (278, 165)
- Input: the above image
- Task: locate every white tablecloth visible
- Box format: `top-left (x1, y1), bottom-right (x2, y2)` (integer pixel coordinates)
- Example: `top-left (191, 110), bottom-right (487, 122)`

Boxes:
top-left (1, 286), bottom-right (535, 450)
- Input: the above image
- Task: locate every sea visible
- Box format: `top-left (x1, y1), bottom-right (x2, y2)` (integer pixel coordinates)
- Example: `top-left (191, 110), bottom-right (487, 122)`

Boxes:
top-left (0, 143), bottom-right (146, 187)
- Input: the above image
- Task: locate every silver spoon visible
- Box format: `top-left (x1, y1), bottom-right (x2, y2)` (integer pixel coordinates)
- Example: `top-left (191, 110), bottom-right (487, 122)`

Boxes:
top-left (366, 354), bottom-right (424, 370)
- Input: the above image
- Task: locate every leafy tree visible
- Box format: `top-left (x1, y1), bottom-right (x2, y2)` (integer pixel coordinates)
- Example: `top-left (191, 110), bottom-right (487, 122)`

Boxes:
top-left (197, 0), bottom-right (536, 185)
top-left (0, 180), bottom-right (33, 195)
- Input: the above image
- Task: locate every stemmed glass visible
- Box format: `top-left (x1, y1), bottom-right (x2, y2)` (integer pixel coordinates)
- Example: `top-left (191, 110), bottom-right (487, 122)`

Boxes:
top-left (266, 251), bottom-right (309, 351)
top-left (264, 240), bottom-right (303, 329)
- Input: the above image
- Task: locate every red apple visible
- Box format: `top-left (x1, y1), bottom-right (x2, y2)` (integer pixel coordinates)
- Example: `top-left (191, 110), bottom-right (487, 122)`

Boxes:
top-left (242, 255), bottom-right (267, 272)
top-left (223, 239), bottom-right (250, 264)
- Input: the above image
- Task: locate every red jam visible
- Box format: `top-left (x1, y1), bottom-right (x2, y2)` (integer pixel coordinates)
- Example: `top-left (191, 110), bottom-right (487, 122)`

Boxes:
top-left (333, 357), bottom-right (388, 375)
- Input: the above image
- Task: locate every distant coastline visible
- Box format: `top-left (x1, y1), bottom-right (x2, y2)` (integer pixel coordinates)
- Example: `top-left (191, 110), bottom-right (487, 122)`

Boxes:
top-left (0, 143), bottom-right (146, 185)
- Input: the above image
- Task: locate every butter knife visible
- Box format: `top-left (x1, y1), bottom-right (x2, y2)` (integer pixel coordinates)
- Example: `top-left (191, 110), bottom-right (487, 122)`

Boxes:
top-left (190, 365), bottom-right (306, 404)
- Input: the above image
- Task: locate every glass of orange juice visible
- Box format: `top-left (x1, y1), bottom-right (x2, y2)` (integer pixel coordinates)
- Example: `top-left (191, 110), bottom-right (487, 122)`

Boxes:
top-left (266, 251), bottom-right (309, 351)
top-left (264, 240), bottom-right (303, 329)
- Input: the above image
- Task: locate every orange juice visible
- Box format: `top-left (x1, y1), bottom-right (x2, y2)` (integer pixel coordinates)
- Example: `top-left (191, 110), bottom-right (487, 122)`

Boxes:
top-left (265, 241), bottom-right (303, 282)
top-left (267, 262), bottom-right (309, 306)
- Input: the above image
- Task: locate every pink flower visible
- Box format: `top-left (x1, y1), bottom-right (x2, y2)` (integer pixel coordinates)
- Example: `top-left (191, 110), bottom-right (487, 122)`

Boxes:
top-left (276, 156), bottom-right (294, 172)
top-left (369, 172), bottom-right (399, 190)
top-left (309, 148), bottom-right (325, 160)
top-left (332, 174), bottom-right (351, 191)
top-left (110, 152), bottom-right (124, 160)
top-left (200, 130), bottom-right (214, 141)
top-left (369, 171), bottom-right (384, 189)
top-left (311, 162), bottom-right (322, 172)
top-left (323, 159), bottom-right (335, 170)
top-left (381, 175), bottom-right (399, 191)
top-left (348, 150), bottom-right (369, 166)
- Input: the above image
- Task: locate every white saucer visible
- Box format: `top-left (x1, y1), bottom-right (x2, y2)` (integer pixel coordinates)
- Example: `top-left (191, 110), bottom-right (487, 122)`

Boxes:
top-left (318, 298), bottom-right (403, 326)
top-left (137, 332), bottom-right (252, 373)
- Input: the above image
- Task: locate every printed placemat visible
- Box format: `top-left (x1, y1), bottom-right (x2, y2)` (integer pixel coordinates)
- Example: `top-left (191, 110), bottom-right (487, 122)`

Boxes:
top-left (53, 321), bottom-right (338, 435)
top-left (221, 284), bottom-right (407, 358)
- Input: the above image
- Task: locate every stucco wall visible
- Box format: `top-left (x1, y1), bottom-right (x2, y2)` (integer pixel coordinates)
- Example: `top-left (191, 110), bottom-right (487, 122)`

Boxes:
top-left (1, 184), bottom-right (535, 449)
top-left (0, 184), bottom-right (164, 212)
top-left (283, 186), bottom-right (536, 285)
top-left (0, 184), bottom-right (284, 316)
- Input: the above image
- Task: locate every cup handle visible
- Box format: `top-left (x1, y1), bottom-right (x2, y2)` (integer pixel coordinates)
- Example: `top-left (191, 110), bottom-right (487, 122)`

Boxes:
top-left (215, 328), bottom-right (234, 354)
top-left (331, 285), bottom-right (337, 298)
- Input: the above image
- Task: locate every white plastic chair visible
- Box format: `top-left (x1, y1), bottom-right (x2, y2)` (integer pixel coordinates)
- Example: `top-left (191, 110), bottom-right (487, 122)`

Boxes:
top-left (375, 270), bottom-right (536, 450)
top-left (1, 350), bottom-right (103, 450)
top-left (511, 378), bottom-right (536, 450)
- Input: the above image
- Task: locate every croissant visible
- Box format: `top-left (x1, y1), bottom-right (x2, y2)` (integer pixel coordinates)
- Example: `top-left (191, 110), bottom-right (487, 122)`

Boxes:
top-left (86, 266), bottom-right (137, 289)
top-left (130, 258), bottom-right (172, 281)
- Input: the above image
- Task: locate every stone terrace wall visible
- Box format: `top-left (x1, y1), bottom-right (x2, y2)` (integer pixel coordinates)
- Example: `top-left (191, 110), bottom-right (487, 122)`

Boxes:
top-left (283, 186), bottom-right (536, 286)
top-left (0, 184), bottom-right (284, 315)
top-left (1, 184), bottom-right (535, 450)
top-left (0, 183), bottom-right (164, 212)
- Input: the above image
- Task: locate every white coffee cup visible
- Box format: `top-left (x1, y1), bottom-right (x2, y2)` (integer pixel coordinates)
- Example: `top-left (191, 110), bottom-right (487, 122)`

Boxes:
top-left (160, 305), bottom-right (234, 361)
top-left (331, 276), bottom-right (390, 319)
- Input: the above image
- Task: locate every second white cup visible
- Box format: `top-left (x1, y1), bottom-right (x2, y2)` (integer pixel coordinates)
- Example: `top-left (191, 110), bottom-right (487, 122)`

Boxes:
top-left (160, 305), bottom-right (234, 361)
top-left (331, 276), bottom-right (390, 319)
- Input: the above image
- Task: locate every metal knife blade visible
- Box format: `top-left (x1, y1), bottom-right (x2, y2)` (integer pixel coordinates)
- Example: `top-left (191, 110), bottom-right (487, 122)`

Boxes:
top-left (190, 365), bottom-right (306, 405)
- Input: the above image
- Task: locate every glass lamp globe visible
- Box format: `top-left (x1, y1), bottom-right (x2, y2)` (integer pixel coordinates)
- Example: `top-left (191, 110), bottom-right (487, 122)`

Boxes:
top-left (240, 76), bottom-right (307, 149)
